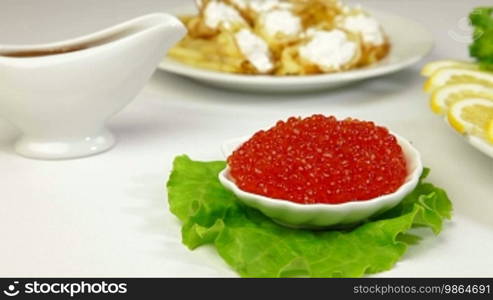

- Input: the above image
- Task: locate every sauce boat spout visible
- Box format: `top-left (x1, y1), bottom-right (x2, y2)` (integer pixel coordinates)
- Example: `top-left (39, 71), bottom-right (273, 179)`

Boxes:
top-left (0, 13), bottom-right (186, 160)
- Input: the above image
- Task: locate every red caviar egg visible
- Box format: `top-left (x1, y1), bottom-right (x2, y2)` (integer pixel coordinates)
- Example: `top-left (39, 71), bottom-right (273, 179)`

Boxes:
top-left (227, 115), bottom-right (407, 204)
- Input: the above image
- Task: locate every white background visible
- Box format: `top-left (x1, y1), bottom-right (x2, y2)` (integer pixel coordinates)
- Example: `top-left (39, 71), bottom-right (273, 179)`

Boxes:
top-left (0, 0), bottom-right (492, 277)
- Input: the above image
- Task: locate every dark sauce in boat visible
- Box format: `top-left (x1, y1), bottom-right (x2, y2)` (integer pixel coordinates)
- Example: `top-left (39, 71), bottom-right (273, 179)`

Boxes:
top-left (0, 28), bottom-right (141, 58)
top-left (2, 46), bottom-right (88, 57)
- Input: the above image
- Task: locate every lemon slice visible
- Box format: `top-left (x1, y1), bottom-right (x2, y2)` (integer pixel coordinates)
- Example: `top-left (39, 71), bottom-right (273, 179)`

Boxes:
top-left (487, 120), bottom-right (493, 144)
top-left (421, 60), bottom-right (478, 77)
top-left (430, 83), bottom-right (493, 114)
top-left (424, 68), bottom-right (493, 93)
top-left (447, 98), bottom-right (493, 136)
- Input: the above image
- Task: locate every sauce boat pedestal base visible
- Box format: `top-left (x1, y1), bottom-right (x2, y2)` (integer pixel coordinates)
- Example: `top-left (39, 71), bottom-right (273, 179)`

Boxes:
top-left (15, 129), bottom-right (115, 160)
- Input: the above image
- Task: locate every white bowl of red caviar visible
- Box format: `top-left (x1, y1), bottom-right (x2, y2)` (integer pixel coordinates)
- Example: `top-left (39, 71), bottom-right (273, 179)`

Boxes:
top-left (218, 115), bottom-right (423, 229)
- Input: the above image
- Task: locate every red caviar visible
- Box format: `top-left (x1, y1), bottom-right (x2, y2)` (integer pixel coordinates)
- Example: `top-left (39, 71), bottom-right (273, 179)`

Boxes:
top-left (227, 115), bottom-right (407, 204)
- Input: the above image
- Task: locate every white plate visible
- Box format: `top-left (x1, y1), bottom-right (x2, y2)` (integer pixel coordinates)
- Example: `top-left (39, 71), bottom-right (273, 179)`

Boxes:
top-left (467, 136), bottom-right (493, 159)
top-left (158, 6), bottom-right (434, 93)
top-left (444, 118), bottom-right (493, 159)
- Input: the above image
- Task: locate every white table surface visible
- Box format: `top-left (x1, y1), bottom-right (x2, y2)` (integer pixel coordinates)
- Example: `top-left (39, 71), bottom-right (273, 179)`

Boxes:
top-left (0, 0), bottom-right (492, 277)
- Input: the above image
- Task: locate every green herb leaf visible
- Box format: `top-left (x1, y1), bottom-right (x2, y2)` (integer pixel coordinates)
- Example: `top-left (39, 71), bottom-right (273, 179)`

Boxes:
top-left (167, 155), bottom-right (453, 278)
top-left (469, 7), bottom-right (493, 71)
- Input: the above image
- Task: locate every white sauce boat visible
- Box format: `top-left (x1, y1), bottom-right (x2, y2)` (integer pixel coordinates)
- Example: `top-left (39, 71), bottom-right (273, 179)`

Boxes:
top-left (0, 13), bottom-right (186, 159)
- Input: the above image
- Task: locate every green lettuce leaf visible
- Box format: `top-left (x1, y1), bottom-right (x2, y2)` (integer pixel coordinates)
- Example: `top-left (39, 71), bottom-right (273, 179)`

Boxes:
top-left (167, 155), bottom-right (453, 278)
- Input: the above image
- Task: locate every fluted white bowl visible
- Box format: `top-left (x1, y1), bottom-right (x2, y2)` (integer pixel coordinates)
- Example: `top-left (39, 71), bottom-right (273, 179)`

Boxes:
top-left (218, 133), bottom-right (423, 229)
